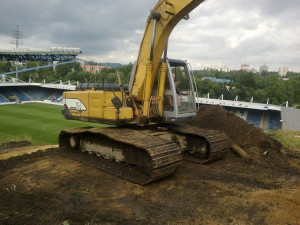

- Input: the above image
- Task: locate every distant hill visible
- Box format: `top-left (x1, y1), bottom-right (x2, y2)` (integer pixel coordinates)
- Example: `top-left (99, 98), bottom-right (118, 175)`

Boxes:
top-left (101, 63), bottom-right (122, 68)
top-left (77, 58), bottom-right (122, 68)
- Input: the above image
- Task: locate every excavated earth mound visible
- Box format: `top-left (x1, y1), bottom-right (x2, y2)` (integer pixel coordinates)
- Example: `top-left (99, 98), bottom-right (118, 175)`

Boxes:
top-left (187, 105), bottom-right (284, 166)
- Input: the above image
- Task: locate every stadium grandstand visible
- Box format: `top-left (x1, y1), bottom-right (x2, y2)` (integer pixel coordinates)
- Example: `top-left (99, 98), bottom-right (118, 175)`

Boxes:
top-left (1, 75), bottom-right (299, 131)
top-left (0, 75), bottom-right (75, 105)
top-left (0, 46), bottom-right (81, 105)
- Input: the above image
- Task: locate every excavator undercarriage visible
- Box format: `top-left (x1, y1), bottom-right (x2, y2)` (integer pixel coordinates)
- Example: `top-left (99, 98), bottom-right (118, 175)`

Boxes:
top-left (58, 124), bottom-right (231, 185)
top-left (59, 127), bottom-right (182, 184)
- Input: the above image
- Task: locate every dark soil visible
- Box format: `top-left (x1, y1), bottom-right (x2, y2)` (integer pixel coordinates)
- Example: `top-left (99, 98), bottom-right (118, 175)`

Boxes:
top-left (0, 105), bottom-right (299, 225)
top-left (0, 148), bottom-right (299, 225)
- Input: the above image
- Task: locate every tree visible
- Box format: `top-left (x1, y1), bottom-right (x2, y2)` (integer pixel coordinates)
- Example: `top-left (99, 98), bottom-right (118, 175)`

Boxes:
top-left (0, 61), bottom-right (12, 73)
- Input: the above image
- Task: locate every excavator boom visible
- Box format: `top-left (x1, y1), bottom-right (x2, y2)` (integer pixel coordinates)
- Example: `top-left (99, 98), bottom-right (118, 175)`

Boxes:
top-left (130, 0), bottom-right (204, 117)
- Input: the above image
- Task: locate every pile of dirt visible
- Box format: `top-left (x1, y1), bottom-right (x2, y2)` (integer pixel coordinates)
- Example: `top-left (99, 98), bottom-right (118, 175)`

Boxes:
top-left (188, 105), bottom-right (284, 166)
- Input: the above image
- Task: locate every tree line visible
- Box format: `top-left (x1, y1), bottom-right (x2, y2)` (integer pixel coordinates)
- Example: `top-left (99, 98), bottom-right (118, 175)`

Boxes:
top-left (1, 61), bottom-right (299, 107)
top-left (193, 70), bottom-right (300, 106)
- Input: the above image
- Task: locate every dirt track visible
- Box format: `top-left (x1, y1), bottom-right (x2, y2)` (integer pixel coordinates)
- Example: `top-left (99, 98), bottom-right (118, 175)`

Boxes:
top-left (1, 147), bottom-right (299, 225)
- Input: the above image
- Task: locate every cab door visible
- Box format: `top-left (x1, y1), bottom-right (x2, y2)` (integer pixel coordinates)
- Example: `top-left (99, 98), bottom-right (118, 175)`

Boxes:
top-left (162, 59), bottom-right (196, 122)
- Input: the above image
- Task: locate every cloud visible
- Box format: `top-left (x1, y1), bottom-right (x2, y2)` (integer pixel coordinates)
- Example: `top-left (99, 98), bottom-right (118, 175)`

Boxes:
top-left (0, 0), bottom-right (299, 71)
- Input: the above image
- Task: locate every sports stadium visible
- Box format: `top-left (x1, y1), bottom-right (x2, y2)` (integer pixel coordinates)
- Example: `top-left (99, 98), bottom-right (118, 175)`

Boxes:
top-left (0, 76), bottom-right (109, 145)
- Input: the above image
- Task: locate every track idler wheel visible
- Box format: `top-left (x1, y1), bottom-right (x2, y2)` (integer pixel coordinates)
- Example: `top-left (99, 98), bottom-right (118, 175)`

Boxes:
top-left (70, 135), bottom-right (80, 149)
top-left (186, 136), bottom-right (208, 159)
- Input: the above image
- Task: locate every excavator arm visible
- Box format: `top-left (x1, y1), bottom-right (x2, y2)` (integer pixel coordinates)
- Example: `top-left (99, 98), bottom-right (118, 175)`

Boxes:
top-left (130, 0), bottom-right (205, 117)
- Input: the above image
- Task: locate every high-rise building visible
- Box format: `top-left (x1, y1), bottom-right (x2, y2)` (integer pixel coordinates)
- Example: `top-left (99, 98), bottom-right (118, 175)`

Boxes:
top-left (259, 64), bottom-right (268, 74)
top-left (220, 66), bottom-right (230, 72)
top-left (241, 64), bottom-right (249, 71)
top-left (278, 67), bottom-right (288, 77)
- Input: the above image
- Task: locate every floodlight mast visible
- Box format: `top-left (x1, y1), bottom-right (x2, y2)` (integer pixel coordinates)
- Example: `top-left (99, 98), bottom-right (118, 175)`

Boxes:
top-left (10, 24), bottom-right (24, 82)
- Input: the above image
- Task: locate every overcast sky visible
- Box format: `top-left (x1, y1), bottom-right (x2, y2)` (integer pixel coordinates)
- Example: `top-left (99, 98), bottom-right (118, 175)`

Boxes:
top-left (0, 0), bottom-right (299, 72)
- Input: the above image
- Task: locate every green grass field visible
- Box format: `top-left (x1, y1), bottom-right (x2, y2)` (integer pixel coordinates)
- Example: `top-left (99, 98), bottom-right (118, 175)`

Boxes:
top-left (0, 103), bottom-right (109, 145)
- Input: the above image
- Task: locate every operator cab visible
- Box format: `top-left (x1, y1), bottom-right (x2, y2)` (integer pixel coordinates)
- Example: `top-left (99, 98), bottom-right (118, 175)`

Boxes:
top-left (162, 59), bottom-right (196, 122)
top-left (129, 58), bottom-right (197, 123)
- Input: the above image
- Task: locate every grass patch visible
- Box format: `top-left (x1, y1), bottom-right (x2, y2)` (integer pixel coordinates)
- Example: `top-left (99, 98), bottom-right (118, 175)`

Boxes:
top-left (0, 103), bottom-right (110, 145)
top-left (270, 130), bottom-right (300, 156)
top-left (1, 133), bottom-right (32, 144)
top-left (79, 185), bottom-right (95, 195)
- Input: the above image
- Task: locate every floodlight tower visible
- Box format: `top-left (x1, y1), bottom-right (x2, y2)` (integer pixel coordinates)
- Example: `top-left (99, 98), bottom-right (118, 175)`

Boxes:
top-left (10, 24), bottom-right (23, 82)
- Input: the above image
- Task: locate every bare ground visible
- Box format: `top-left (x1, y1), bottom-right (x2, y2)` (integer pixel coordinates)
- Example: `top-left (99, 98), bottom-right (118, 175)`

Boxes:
top-left (0, 146), bottom-right (299, 225)
top-left (1, 106), bottom-right (299, 225)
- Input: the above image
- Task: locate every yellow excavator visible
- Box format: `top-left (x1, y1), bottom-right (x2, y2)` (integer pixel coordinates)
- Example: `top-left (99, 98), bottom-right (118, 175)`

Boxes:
top-left (59, 0), bottom-right (230, 184)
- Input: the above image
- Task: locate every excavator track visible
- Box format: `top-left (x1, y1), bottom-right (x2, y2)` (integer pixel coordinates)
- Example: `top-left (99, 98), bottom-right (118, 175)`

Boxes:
top-left (166, 123), bottom-right (231, 163)
top-left (58, 127), bottom-right (182, 185)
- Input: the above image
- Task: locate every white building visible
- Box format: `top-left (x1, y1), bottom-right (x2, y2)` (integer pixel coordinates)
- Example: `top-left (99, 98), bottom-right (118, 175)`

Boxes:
top-left (204, 66), bottom-right (230, 72)
top-left (241, 64), bottom-right (249, 71)
top-left (220, 66), bottom-right (230, 72)
top-left (278, 67), bottom-right (288, 77)
top-left (83, 65), bottom-right (111, 74)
